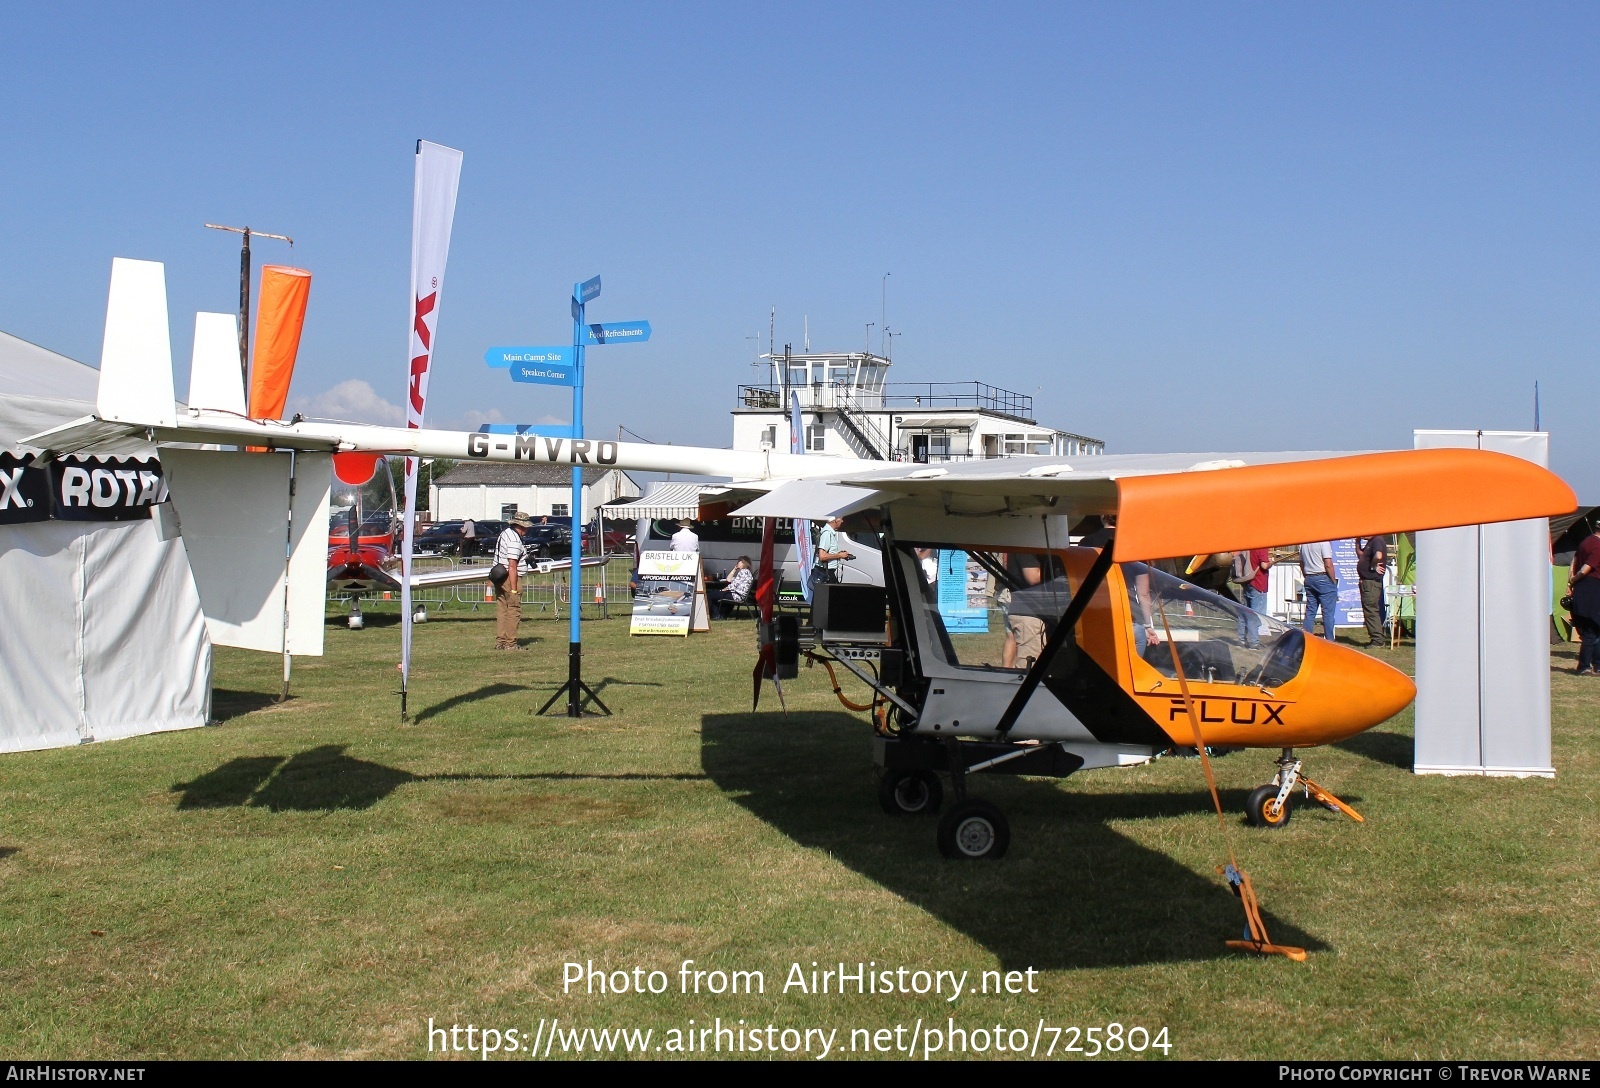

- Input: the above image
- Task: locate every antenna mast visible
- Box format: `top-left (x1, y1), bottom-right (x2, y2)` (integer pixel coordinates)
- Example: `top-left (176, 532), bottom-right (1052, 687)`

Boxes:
top-left (881, 272), bottom-right (890, 356)
top-left (205, 223), bottom-right (294, 390)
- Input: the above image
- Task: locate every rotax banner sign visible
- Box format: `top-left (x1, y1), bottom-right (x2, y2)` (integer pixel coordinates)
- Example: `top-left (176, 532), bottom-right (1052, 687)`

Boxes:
top-left (0, 453), bottom-right (167, 524)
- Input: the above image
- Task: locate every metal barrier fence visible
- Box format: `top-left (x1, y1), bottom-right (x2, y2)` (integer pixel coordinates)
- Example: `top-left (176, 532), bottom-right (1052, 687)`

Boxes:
top-left (327, 555), bottom-right (635, 621)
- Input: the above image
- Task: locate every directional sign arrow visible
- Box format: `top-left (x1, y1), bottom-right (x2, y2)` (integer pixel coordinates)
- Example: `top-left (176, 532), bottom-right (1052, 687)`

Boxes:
top-left (576, 275), bottom-right (601, 305)
top-left (582, 320), bottom-right (652, 346)
top-left (485, 346), bottom-right (577, 386)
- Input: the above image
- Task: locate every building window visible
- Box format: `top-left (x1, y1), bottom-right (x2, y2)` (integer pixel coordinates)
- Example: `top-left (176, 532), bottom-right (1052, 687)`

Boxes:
top-left (552, 503), bottom-right (569, 518)
top-left (1004, 433), bottom-right (1051, 456)
top-left (761, 425), bottom-right (778, 450)
top-left (806, 423), bottom-right (826, 451)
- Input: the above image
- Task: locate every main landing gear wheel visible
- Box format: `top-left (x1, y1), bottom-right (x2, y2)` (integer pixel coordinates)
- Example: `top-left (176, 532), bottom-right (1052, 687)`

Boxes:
top-left (878, 770), bottom-right (943, 816)
top-left (937, 799), bottom-right (1010, 860)
top-left (1245, 783), bottom-right (1292, 828)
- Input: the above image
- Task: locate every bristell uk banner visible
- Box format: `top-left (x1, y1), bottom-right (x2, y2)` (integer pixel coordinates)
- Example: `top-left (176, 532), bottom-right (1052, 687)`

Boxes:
top-left (631, 551), bottom-right (701, 636)
top-left (400, 140), bottom-right (464, 695)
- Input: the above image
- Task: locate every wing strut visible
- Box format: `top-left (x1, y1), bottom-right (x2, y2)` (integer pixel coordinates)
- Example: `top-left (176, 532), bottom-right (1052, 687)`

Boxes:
top-left (994, 541), bottom-right (1117, 738)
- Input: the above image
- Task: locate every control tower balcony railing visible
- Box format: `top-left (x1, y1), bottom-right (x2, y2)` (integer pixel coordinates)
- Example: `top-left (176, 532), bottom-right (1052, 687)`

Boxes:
top-left (738, 380), bottom-right (1036, 423)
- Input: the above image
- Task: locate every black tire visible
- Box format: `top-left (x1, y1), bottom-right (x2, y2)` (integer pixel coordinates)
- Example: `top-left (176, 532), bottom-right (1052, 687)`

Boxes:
top-left (937, 799), bottom-right (1010, 860)
top-left (1245, 783), bottom-right (1292, 828)
top-left (878, 770), bottom-right (943, 816)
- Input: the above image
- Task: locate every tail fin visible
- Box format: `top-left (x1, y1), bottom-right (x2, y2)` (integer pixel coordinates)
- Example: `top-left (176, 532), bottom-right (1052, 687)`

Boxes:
top-left (98, 258), bottom-right (176, 428)
top-left (187, 311), bottom-right (246, 415)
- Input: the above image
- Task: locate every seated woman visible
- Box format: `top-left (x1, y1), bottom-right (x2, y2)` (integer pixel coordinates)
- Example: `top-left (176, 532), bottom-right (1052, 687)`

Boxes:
top-left (710, 556), bottom-right (755, 618)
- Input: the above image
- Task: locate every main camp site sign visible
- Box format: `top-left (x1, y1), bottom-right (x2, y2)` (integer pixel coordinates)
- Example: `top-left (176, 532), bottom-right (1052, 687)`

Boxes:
top-left (0, 453), bottom-right (167, 524)
top-left (631, 550), bottom-right (701, 637)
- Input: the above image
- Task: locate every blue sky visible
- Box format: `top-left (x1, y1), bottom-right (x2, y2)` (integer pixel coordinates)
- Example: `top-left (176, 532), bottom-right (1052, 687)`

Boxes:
top-left (3, 3), bottom-right (1596, 493)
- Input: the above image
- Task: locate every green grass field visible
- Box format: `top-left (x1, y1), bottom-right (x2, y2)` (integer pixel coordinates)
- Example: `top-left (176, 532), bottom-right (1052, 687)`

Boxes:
top-left (1, 595), bottom-right (1596, 1060)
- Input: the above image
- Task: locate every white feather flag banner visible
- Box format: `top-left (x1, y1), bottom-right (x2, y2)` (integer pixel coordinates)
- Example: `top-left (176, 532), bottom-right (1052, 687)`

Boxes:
top-left (400, 140), bottom-right (463, 712)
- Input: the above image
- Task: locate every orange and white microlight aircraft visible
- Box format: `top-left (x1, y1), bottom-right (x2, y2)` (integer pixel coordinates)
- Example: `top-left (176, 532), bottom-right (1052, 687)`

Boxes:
top-left (30, 258), bottom-right (1576, 960)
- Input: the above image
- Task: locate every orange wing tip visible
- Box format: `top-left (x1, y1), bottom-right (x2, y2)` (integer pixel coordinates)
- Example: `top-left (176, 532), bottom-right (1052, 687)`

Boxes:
top-left (1115, 449), bottom-right (1577, 562)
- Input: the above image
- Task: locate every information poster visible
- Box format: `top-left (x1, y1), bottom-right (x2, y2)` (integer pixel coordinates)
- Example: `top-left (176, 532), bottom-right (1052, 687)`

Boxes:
top-left (631, 550), bottom-right (700, 636)
top-left (937, 549), bottom-right (990, 633)
top-left (1332, 538), bottom-right (1363, 628)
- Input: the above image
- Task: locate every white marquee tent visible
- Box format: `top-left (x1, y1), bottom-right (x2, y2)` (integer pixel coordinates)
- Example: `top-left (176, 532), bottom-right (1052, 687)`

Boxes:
top-left (0, 330), bottom-right (212, 752)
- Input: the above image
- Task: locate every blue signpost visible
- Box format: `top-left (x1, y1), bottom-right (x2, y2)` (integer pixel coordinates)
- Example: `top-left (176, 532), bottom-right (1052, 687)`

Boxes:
top-left (484, 275), bottom-right (652, 717)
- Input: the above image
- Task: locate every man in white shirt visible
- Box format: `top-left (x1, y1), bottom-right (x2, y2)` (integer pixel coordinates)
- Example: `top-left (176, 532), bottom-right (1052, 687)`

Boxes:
top-left (670, 519), bottom-right (700, 553)
top-left (812, 517), bottom-right (854, 590)
top-left (494, 512), bottom-right (531, 650)
top-left (1299, 540), bottom-right (1338, 642)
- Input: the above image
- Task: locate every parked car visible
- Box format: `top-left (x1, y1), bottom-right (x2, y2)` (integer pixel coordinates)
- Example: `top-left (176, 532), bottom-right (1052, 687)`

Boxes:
top-left (414, 520), bottom-right (465, 555)
top-left (582, 526), bottom-right (633, 554)
top-left (414, 519), bottom-right (507, 557)
top-left (522, 523), bottom-right (572, 558)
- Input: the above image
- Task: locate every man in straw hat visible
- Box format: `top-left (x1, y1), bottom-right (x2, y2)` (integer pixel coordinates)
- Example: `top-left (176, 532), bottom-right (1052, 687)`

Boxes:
top-left (493, 512), bottom-right (532, 650)
top-left (670, 518), bottom-right (699, 553)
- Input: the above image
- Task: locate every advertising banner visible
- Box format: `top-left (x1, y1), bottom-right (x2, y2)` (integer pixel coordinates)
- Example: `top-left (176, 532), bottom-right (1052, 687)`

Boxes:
top-left (631, 550), bottom-right (700, 636)
top-left (937, 549), bottom-right (990, 633)
top-left (1332, 538), bottom-right (1363, 627)
top-left (400, 140), bottom-right (464, 696)
top-left (0, 453), bottom-right (166, 524)
top-left (789, 394), bottom-right (815, 602)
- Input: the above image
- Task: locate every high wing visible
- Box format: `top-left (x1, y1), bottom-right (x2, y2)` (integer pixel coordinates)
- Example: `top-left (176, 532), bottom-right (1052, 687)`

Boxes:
top-left (27, 258), bottom-right (1579, 559)
top-left (730, 450), bottom-right (1577, 560)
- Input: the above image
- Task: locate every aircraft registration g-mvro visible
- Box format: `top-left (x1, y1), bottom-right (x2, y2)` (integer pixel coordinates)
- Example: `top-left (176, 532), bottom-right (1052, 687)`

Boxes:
top-left (27, 259), bottom-right (1577, 952)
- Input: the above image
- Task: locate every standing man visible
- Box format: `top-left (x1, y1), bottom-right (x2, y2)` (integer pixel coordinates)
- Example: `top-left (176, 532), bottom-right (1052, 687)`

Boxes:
top-left (1003, 552), bottom-right (1046, 669)
top-left (1357, 535), bottom-right (1388, 646)
top-left (1299, 540), bottom-right (1339, 642)
top-left (813, 516), bottom-right (854, 590)
top-left (670, 519), bottom-right (700, 553)
top-left (460, 516), bottom-right (477, 558)
top-left (1566, 524), bottom-right (1600, 675)
top-left (493, 512), bottom-right (531, 651)
top-left (1235, 547), bottom-right (1274, 648)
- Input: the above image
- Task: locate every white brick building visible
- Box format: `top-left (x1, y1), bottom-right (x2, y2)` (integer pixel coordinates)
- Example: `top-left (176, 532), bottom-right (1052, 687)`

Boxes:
top-left (429, 462), bottom-right (639, 522)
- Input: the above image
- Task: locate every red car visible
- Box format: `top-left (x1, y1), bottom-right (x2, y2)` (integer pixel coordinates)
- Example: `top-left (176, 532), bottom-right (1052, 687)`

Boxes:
top-left (581, 525), bottom-right (633, 554)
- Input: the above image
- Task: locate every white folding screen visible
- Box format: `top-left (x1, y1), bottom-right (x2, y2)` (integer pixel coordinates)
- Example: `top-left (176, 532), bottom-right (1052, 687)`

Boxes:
top-left (1414, 430), bottom-right (1553, 777)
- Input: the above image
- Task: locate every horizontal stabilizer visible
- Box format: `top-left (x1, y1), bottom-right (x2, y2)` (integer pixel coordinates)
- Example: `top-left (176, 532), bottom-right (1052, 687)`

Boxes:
top-left (98, 258), bottom-right (176, 429)
top-left (19, 416), bottom-right (143, 456)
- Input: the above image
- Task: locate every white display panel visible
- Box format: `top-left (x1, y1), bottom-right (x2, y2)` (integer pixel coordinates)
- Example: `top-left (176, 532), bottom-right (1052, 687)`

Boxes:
top-left (1413, 430), bottom-right (1553, 777)
top-left (161, 449), bottom-right (330, 657)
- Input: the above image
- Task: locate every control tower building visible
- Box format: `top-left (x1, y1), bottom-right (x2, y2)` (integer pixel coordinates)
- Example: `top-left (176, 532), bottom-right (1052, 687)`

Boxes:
top-left (732, 350), bottom-right (1103, 463)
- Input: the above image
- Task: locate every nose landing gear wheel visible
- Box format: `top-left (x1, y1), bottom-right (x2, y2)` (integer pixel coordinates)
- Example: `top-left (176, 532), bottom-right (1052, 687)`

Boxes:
top-left (937, 799), bottom-right (1010, 859)
top-left (1245, 783), bottom-right (1292, 828)
top-left (878, 770), bottom-right (944, 816)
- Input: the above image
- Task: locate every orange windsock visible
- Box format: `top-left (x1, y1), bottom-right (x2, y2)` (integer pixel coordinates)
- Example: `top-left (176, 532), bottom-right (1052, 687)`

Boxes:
top-left (248, 265), bottom-right (312, 420)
